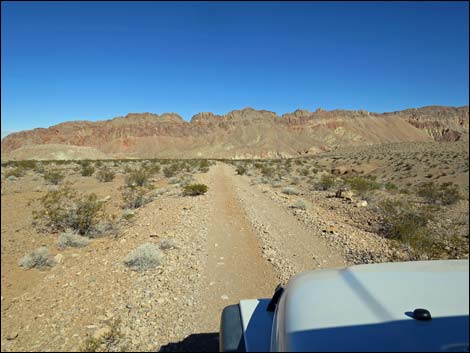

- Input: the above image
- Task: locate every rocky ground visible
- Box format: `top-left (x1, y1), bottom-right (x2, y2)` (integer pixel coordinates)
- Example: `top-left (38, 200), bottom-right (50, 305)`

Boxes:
top-left (1, 154), bottom-right (468, 352)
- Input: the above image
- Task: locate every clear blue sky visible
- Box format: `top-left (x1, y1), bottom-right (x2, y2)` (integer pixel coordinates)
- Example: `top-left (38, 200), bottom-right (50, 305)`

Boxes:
top-left (1, 1), bottom-right (469, 138)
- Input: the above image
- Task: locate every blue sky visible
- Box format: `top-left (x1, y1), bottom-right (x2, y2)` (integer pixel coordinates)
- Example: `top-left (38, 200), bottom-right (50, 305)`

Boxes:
top-left (1, 1), bottom-right (469, 138)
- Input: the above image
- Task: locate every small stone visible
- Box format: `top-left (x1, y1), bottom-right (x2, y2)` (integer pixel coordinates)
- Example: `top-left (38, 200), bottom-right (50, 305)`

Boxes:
top-left (54, 254), bottom-right (64, 264)
top-left (7, 332), bottom-right (18, 340)
top-left (221, 295), bottom-right (229, 300)
top-left (356, 200), bottom-right (368, 207)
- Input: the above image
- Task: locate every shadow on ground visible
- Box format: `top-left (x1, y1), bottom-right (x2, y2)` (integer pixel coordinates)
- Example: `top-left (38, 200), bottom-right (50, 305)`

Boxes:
top-left (159, 332), bottom-right (219, 352)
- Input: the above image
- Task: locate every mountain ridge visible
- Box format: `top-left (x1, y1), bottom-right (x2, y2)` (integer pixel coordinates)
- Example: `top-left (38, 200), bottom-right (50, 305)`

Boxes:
top-left (2, 105), bottom-right (468, 160)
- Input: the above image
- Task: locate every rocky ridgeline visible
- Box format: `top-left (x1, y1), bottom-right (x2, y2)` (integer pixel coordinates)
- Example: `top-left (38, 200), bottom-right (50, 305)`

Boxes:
top-left (1, 106), bottom-right (468, 160)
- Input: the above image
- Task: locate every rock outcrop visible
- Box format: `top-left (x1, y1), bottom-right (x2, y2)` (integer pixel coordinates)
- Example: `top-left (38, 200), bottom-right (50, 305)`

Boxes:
top-left (2, 106), bottom-right (468, 160)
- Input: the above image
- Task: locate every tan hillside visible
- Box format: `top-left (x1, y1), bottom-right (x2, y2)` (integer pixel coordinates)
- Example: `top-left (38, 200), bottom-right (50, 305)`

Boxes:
top-left (1, 106), bottom-right (468, 160)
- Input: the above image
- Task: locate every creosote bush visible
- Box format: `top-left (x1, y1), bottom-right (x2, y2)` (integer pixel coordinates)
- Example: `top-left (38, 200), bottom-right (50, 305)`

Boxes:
top-left (236, 165), bottom-right (247, 175)
top-left (44, 169), bottom-right (65, 185)
top-left (344, 176), bottom-right (380, 197)
top-left (182, 183), bottom-right (208, 196)
top-left (33, 184), bottom-right (106, 235)
top-left (124, 243), bottom-right (163, 272)
top-left (121, 186), bottom-right (149, 209)
top-left (379, 199), bottom-right (433, 252)
top-left (96, 167), bottom-right (115, 182)
top-left (80, 162), bottom-right (95, 176)
top-left (125, 167), bottom-right (150, 187)
top-left (5, 167), bottom-right (26, 178)
top-left (314, 174), bottom-right (336, 191)
top-left (417, 182), bottom-right (462, 206)
top-left (18, 247), bottom-right (55, 269)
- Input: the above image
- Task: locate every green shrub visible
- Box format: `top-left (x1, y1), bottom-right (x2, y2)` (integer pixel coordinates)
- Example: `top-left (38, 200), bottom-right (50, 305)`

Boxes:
top-left (124, 243), bottom-right (163, 272)
top-left (5, 166), bottom-right (25, 178)
top-left (33, 185), bottom-right (105, 235)
top-left (16, 160), bottom-right (37, 170)
top-left (163, 164), bottom-right (178, 178)
top-left (314, 174), bottom-right (336, 191)
top-left (345, 176), bottom-right (380, 197)
top-left (81, 164), bottom-right (95, 177)
top-left (417, 182), bottom-right (462, 206)
top-left (96, 167), bottom-right (115, 182)
top-left (379, 200), bottom-right (433, 250)
top-left (71, 194), bottom-right (105, 235)
top-left (18, 247), bottom-right (55, 269)
top-left (182, 184), bottom-right (208, 196)
top-left (236, 165), bottom-right (247, 175)
top-left (44, 169), bottom-right (65, 185)
top-left (121, 187), bottom-right (149, 209)
top-left (125, 167), bottom-right (149, 187)
top-left (384, 182), bottom-right (398, 191)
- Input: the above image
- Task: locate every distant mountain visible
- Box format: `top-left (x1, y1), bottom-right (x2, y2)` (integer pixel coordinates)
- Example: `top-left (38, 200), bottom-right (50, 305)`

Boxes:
top-left (1, 106), bottom-right (468, 160)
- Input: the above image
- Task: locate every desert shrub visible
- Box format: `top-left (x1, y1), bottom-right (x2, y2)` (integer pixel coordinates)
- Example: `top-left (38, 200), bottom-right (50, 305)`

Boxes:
top-left (313, 174), bottom-right (336, 191)
top-left (81, 164), bottom-right (95, 177)
top-left (417, 182), bottom-right (462, 206)
top-left (124, 243), bottom-right (163, 272)
top-left (159, 238), bottom-right (177, 250)
top-left (236, 165), bottom-right (247, 175)
top-left (44, 169), bottom-right (65, 185)
top-left (125, 167), bottom-right (149, 187)
top-left (344, 176), bottom-right (380, 197)
top-left (17, 160), bottom-right (37, 170)
top-left (33, 185), bottom-right (105, 235)
top-left (291, 200), bottom-right (306, 210)
top-left (68, 194), bottom-right (105, 235)
top-left (182, 183), bottom-right (208, 196)
top-left (18, 247), bottom-right (55, 269)
top-left (33, 185), bottom-right (77, 231)
top-left (282, 187), bottom-right (299, 195)
top-left (163, 164), bottom-right (179, 178)
top-left (379, 200), bottom-right (433, 250)
top-left (121, 187), bottom-right (149, 209)
top-left (96, 167), bottom-right (115, 182)
top-left (34, 163), bottom-right (46, 174)
top-left (57, 230), bottom-right (90, 249)
top-left (261, 166), bottom-right (274, 177)
top-left (146, 163), bottom-right (161, 175)
top-left (5, 166), bottom-right (25, 178)
top-left (80, 318), bottom-right (124, 352)
top-left (384, 182), bottom-right (398, 191)
top-left (178, 175), bottom-right (193, 187)
top-left (198, 159), bottom-right (210, 172)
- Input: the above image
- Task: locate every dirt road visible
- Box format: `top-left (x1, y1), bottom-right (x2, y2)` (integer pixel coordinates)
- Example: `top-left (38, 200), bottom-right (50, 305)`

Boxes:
top-left (1, 163), bottom-right (346, 352)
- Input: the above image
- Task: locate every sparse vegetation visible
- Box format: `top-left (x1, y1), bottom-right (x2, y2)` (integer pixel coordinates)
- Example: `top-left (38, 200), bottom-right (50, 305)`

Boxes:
top-left (236, 165), bottom-right (247, 175)
top-left (56, 230), bottom-right (90, 249)
top-left (44, 169), bottom-right (65, 185)
top-left (121, 186), bottom-right (149, 209)
top-left (125, 167), bottom-right (150, 187)
top-left (417, 181), bottom-right (462, 205)
top-left (18, 247), bottom-right (55, 269)
top-left (379, 200), bottom-right (434, 252)
top-left (80, 318), bottom-right (125, 352)
top-left (124, 243), bottom-right (163, 272)
top-left (313, 174), bottom-right (336, 191)
top-left (96, 167), bottom-right (115, 182)
top-left (33, 185), bottom-right (106, 235)
top-left (182, 183), bottom-right (208, 196)
top-left (80, 162), bottom-right (95, 176)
